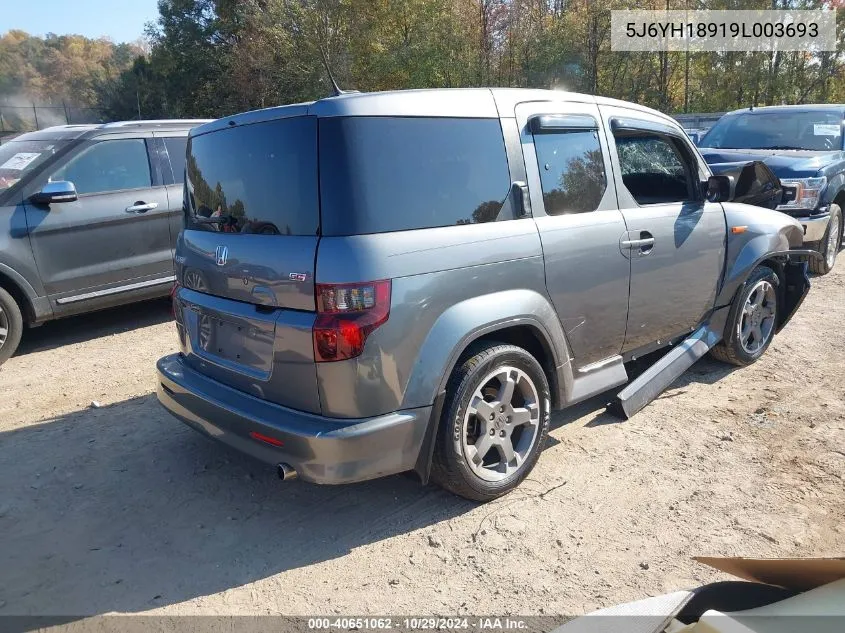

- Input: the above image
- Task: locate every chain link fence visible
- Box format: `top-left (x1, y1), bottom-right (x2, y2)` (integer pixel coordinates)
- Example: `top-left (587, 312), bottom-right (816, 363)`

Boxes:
top-left (0, 103), bottom-right (107, 143)
top-left (672, 112), bottom-right (725, 131)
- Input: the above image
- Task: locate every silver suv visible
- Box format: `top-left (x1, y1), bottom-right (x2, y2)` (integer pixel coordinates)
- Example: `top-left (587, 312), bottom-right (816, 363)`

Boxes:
top-left (156, 89), bottom-right (811, 501)
top-left (0, 119), bottom-right (210, 365)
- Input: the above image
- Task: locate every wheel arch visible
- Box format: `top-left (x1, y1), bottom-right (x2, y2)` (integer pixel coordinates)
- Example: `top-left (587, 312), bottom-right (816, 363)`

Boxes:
top-left (0, 267), bottom-right (35, 324)
top-left (445, 323), bottom-right (561, 410)
top-left (831, 193), bottom-right (845, 241)
top-left (718, 250), bottom-right (813, 340)
top-left (407, 289), bottom-right (570, 484)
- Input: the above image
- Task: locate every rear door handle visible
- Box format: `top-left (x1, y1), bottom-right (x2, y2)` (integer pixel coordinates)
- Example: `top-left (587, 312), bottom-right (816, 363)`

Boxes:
top-left (126, 202), bottom-right (158, 213)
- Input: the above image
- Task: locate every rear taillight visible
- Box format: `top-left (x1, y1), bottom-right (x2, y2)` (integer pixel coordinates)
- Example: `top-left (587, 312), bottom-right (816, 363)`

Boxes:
top-left (313, 280), bottom-right (391, 362)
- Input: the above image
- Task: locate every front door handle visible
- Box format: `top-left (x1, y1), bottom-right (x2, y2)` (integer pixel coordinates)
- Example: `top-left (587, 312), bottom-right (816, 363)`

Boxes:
top-left (621, 231), bottom-right (655, 255)
top-left (126, 202), bottom-right (158, 213)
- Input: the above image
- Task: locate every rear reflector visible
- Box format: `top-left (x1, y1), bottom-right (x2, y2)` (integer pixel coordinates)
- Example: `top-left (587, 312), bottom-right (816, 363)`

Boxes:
top-left (313, 280), bottom-right (391, 362)
top-left (249, 431), bottom-right (284, 447)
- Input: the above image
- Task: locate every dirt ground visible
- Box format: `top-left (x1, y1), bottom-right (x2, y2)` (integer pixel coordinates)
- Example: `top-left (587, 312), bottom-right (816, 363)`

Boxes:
top-left (0, 263), bottom-right (843, 622)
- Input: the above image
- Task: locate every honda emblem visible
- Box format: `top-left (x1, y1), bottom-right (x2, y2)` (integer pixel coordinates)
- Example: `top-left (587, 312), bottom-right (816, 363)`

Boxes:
top-left (215, 245), bottom-right (228, 266)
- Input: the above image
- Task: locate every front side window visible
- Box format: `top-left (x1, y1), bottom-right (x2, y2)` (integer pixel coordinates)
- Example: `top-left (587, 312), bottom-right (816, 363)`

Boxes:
top-left (533, 129), bottom-right (606, 215)
top-left (52, 139), bottom-right (152, 195)
top-left (614, 133), bottom-right (695, 205)
top-left (319, 117), bottom-right (512, 235)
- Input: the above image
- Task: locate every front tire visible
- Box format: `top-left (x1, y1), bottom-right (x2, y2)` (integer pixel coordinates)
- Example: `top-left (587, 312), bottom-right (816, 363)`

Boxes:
top-left (809, 203), bottom-right (842, 275)
top-left (430, 342), bottom-right (550, 502)
top-left (0, 286), bottom-right (24, 366)
top-left (710, 266), bottom-right (779, 367)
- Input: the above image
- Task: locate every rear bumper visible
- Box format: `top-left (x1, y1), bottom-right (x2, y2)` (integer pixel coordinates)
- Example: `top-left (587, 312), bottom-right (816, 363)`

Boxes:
top-left (156, 354), bottom-right (431, 484)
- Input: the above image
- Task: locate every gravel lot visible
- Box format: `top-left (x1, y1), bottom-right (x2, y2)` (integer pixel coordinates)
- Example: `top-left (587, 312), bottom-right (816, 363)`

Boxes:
top-left (0, 264), bottom-right (843, 621)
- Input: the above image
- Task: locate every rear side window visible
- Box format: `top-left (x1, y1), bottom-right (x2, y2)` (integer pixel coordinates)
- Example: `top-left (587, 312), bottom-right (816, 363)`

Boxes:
top-left (163, 137), bottom-right (188, 183)
top-left (319, 117), bottom-right (512, 235)
top-left (533, 130), bottom-right (606, 214)
top-left (614, 133), bottom-right (695, 205)
top-left (186, 117), bottom-right (318, 235)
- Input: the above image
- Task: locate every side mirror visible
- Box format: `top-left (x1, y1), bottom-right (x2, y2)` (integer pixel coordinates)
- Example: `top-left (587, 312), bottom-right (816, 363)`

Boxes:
top-left (704, 174), bottom-right (734, 203)
top-left (32, 180), bottom-right (77, 205)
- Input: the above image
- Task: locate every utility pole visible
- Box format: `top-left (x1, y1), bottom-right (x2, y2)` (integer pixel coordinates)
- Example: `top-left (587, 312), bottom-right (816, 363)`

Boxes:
top-left (63, 100), bottom-right (71, 125)
top-left (32, 103), bottom-right (40, 130)
top-left (136, 86), bottom-right (142, 120)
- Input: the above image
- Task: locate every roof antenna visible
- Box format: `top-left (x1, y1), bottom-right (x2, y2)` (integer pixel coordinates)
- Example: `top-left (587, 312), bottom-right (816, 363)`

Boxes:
top-left (318, 45), bottom-right (357, 96)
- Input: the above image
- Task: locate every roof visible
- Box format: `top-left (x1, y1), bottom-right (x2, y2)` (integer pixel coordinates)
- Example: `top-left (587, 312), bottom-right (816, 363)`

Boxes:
top-left (724, 104), bottom-right (845, 116)
top-left (10, 119), bottom-right (214, 143)
top-left (191, 88), bottom-right (678, 138)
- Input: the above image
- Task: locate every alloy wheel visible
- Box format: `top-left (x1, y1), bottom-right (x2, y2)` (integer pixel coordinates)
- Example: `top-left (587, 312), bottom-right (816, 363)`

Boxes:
top-left (461, 366), bottom-right (541, 482)
top-left (738, 280), bottom-right (776, 355)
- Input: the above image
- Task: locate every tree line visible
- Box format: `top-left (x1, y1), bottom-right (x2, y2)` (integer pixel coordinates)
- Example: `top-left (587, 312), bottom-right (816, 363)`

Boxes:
top-left (2, 0), bottom-right (844, 128)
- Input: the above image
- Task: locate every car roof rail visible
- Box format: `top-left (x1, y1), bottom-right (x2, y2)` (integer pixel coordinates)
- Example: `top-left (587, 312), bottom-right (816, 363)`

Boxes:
top-left (102, 119), bottom-right (213, 128)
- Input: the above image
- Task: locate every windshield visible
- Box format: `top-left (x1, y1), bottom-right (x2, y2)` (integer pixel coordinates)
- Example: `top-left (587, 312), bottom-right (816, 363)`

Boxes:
top-left (700, 111), bottom-right (844, 151)
top-left (0, 139), bottom-right (67, 192)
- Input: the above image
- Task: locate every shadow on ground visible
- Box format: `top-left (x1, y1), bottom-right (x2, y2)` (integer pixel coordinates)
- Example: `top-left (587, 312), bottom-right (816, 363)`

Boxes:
top-left (0, 341), bottom-right (740, 624)
top-left (0, 394), bottom-right (474, 622)
top-left (14, 298), bottom-right (172, 357)
top-left (551, 351), bottom-right (740, 430)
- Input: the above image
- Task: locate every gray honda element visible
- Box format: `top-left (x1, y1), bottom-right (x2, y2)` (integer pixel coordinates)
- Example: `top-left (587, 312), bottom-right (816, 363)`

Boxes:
top-left (157, 89), bottom-right (812, 501)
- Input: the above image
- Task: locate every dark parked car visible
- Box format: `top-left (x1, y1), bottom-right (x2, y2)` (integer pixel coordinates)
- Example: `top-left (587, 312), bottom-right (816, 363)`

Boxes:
top-left (699, 105), bottom-right (845, 274)
top-left (0, 119), bottom-right (211, 364)
top-left (157, 89), bottom-right (811, 501)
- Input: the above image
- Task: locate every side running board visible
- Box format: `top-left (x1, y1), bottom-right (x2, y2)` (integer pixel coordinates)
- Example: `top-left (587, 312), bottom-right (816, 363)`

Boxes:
top-left (608, 324), bottom-right (722, 420)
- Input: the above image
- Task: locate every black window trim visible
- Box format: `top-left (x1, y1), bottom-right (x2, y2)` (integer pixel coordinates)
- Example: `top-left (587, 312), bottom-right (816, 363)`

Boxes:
top-left (154, 136), bottom-right (189, 186)
top-left (530, 114), bottom-right (599, 134)
top-left (146, 138), bottom-right (168, 187)
top-left (610, 116), bottom-right (684, 139)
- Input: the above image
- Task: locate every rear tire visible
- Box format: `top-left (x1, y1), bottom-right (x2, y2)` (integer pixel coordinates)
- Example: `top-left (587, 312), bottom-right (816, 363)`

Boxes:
top-left (430, 342), bottom-right (550, 502)
top-left (710, 266), bottom-right (778, 367)
top-left (809, 204), bottom-right (842, 275)
top-left (0, 286), bottom-right (24, 366)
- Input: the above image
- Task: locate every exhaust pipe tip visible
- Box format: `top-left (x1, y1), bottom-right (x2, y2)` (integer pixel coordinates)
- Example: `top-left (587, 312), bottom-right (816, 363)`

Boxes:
top-left (277, 463), bottom-right (298, 481)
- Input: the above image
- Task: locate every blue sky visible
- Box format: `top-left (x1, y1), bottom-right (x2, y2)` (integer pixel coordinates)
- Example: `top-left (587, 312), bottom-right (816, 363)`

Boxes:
top-left (5, 0), bottom-right (160, 43)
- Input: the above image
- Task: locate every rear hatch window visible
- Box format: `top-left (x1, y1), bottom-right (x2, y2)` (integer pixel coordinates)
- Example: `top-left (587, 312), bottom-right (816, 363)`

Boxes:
top-left (319, 117), bottom-right (512, 235)
top-left (181, 116), bottom-right (319, 309)
top-left (186, 116), bottom-right (318, 236)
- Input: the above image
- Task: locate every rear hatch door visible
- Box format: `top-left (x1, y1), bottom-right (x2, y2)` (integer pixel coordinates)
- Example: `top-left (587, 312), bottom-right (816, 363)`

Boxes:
top-left (174, 115), bottom-right (322, 412)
